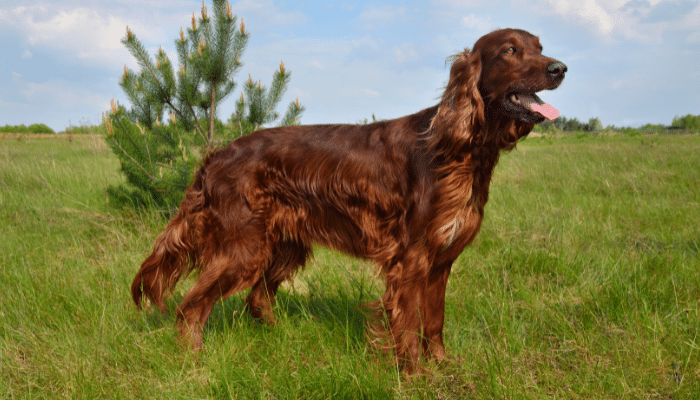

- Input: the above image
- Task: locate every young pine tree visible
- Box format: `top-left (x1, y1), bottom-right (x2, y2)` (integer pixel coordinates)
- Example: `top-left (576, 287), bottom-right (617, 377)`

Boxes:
top-left (104, 0), bottom-right (304, 214)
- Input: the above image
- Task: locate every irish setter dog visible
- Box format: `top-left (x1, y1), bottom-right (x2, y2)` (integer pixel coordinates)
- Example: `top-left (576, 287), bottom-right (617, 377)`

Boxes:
top-left (131, 28), bottom-right (567, 372)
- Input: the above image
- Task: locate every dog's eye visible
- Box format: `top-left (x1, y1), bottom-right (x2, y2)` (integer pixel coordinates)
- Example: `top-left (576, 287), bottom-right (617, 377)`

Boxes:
top-left (505, 47), bottom-right (517, 55)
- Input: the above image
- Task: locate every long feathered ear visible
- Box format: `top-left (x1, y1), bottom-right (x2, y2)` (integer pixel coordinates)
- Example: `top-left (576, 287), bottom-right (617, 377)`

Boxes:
top-left (429, 48), bottom-right (486, 153)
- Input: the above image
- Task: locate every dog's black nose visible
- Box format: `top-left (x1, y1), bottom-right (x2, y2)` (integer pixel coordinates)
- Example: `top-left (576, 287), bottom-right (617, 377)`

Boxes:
top-left (547, 61), bottom-right (567, 80)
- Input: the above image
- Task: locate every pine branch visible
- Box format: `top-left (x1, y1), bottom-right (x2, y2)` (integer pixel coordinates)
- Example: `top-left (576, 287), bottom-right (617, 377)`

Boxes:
top-left (279, 98), bottom-right (305, 127)
top-left (122, 27), bottom-right (163, 98)
top-left (110, 115), bottom-right (156, 181)
top-left (261, 61), bottom-right (290, 126)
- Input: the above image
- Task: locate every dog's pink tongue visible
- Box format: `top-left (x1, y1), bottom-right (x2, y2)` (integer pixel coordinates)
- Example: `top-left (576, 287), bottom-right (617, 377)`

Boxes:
top-left (519, 94), bottom-right (560, 121)
top-left (530, 102), bottom-right (559, 121)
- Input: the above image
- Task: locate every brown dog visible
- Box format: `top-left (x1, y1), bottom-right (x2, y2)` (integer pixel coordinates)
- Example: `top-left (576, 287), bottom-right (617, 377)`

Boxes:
top-left (131, 28), bottom-right (566, 372)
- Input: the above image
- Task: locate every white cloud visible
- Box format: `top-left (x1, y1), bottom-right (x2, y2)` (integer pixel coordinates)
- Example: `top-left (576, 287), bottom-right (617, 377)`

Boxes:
top-left (540, 0), bottom-right (694, 41)
top-left (545, 0), bottom-right (624, 35)
top-left (21, 50), bottom-right (32, 59)
top-left (0, 5), bottom-right (152, 69)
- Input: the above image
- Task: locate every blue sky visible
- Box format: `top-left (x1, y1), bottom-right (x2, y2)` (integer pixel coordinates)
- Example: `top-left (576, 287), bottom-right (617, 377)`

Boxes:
top-left (1, 0), bottom-right (699, 132)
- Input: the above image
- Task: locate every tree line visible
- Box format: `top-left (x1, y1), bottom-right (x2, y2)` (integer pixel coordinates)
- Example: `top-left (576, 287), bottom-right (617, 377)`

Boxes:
top-left (533, 114), bottom-right (700, 133)
top-left (0, 124), bottom-right (54, 134)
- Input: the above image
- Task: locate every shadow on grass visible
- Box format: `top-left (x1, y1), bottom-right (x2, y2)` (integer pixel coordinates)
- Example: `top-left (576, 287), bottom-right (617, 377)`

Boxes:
top-left (128, 268), bottom-right (385, 358)
top-left (128, 298), bottom-right (178, 334)
top-left (200, 285), bottom-right (376, 350)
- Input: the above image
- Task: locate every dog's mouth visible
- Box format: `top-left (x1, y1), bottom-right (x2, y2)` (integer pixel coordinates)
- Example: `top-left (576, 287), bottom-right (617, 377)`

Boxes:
top-left (505, 92), bottom-right (559, 123)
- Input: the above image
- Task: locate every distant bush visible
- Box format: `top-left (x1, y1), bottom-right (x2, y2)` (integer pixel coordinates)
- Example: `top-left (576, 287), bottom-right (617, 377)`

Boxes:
top-left (639, 123), bottom-right (666, 134)
top-left (533, 116), bottom-right (602, 133)
top-left (671, 114), bottom-right (700, 131)
top-left (616, 127), bottom-right (642, 136)
top-left (0, 123), bottom-right (55, 134)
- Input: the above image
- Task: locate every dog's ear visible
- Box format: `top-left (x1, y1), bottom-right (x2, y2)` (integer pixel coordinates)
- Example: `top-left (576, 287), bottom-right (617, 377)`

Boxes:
top-left (462, 49), bottom-right (486, 136)
top-left (430, 49), bottom-right (486, 151)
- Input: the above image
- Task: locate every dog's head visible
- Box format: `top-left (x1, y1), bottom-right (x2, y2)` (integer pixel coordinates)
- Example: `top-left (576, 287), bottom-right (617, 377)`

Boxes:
top-left (434, 29), bottom-right (567, 150)
top-left (474, 28), bottom-right (567, 125)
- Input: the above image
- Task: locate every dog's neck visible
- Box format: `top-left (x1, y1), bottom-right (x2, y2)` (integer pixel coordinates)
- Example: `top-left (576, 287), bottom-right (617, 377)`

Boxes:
top-left (411, 104), bottom-right (529, 224)
top-left (413, 104), bottom-right (506, 252)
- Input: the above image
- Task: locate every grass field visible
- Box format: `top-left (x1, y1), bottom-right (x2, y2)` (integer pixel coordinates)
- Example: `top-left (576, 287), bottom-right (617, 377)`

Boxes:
top-left (1, 133), bottom-right (698, 399)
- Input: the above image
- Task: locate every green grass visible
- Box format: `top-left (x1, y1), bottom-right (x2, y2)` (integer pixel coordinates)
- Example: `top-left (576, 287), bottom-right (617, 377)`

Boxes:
top-left (1, 133), bottom-right (698, 399)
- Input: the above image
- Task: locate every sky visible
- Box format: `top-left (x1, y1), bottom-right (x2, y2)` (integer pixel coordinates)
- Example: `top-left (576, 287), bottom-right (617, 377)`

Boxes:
top-left (1, 0), bottom-right (699, 133)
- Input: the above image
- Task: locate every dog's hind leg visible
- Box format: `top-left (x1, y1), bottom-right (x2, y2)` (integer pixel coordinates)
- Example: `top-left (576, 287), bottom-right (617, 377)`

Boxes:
top-left (175, 217), bottom-right (272, 349)
top-left (245, 240), bottom-right (311, 324)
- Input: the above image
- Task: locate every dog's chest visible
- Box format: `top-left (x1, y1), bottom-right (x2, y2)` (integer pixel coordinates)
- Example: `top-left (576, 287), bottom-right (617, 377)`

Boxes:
top-left (433, 165), bottom-right (491, 250)
top-left (437, 202), bottom-right (483, 249)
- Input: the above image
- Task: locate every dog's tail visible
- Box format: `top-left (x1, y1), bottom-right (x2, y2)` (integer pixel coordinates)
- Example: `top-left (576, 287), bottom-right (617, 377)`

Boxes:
top-left (131, 168), bottom-right (207, 312)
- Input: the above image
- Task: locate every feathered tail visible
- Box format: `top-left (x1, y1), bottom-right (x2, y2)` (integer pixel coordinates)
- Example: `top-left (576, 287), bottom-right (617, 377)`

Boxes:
top-left (131, 170), bottom-right (206, 312)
